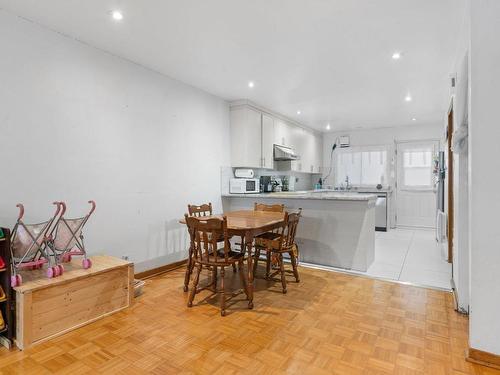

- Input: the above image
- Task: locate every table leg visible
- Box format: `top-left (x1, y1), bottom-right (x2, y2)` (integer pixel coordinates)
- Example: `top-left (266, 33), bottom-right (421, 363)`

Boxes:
top-left (245, 232), bottom-right (254, 309)
top-left (183, 246), bottom-right (192, 292)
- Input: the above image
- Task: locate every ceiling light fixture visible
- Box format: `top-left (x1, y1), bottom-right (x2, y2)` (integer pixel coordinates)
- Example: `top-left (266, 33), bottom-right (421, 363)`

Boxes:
top-left (111, 11), bottom-right (123, 21)
top-left (412, 118), bottom-right (417, 121)
top-left (405, 94), bottom-right (412, 102)
top-left (248, 81), bottom-right (254, 88)
top-left (326, 124), bottom-right (331, 130)
top-left (297, 110), bottom-right (301, 115)
top-left (392, 52), bottom-right (402, 60)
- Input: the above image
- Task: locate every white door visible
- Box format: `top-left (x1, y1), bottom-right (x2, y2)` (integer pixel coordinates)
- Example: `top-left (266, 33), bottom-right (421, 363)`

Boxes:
top-left (396, 140), bottom-right (439, 228)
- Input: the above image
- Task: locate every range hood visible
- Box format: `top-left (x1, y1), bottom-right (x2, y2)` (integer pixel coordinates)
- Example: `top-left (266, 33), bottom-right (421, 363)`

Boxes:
top-left (273, 144), bottom-right (300, 161)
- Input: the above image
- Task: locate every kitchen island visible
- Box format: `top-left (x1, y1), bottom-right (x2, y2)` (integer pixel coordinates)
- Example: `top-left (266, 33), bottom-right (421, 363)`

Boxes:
top-left (222, 191), bottom-right (377, 271)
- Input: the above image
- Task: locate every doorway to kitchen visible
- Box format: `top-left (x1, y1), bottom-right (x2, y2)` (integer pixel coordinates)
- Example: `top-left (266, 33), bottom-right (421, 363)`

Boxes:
top-left (395, 140), bottom-right (439, 228)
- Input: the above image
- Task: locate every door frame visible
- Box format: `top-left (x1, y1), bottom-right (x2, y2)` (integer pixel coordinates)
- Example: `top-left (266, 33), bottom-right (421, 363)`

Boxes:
top-left (394, 138), bottom-right (440, 228)
top-left (447, 102), bottom-right (454, 263)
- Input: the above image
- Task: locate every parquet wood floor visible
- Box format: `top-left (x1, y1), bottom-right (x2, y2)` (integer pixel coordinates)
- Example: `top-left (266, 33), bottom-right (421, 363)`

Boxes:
top-left (0, 265), bottom-right (499, 374)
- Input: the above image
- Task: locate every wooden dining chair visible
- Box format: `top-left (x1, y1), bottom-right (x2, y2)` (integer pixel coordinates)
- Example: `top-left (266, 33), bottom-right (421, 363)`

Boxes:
top-left (253, 209), bottom-right (302, 294)
top-left (253, 203), bottom-right (285, 279)
top-left (188, 203), bottom-right (213, 217)
top-left (184, 203), bottom-right (238, 292)
top-left (185, 215), bottom-right (249, 316)
top-left (254, 203), bottom-right (285, 213)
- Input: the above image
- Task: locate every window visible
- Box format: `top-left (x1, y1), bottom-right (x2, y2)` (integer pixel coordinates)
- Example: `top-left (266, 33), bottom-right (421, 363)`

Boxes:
top-left (335, 146), bottom-right (388, 187)
top-left (399, 143), bottom-right (437, 189)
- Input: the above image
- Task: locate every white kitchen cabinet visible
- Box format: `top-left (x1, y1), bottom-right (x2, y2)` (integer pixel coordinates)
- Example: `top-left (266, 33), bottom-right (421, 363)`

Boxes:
top-left (291, 128), bottom-right (317, 173)
top-left (313, 133), bottom-right (323, 174)
top-left (230, 103), bottom-right (323, 173)
top-left (230, 106), bottom-right (262, 168)
top-left (274, 119), bottom-right (293, 147)
top-left (230, 106), bottom-right (274, 169)
top-left (290, 127), bottom-right (306, 172)
top-left (261, 114), bottom-right (275, 169)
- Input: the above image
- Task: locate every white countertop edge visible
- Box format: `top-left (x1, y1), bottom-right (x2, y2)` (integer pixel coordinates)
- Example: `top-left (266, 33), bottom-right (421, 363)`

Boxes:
top-left (221, 193), bottom-right (377, 202)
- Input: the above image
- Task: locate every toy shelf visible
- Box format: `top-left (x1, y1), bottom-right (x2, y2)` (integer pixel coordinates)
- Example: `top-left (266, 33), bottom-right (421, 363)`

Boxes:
top-left (0, 228), bottom-right (13, 348)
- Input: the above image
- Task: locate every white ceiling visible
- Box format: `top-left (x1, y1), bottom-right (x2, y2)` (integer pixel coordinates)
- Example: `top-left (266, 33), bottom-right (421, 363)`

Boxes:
top-left (0, 0), bottom-right (466, 132)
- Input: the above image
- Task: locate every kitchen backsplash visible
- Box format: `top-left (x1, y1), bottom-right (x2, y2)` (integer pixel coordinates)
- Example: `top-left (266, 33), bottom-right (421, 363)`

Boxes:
top-left (220, 166), bottom-right (321, 194)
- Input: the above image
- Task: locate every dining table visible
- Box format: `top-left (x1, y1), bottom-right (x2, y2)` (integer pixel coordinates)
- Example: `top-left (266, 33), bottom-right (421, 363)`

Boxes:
top-left (180, 209), bottom-right (286, 309)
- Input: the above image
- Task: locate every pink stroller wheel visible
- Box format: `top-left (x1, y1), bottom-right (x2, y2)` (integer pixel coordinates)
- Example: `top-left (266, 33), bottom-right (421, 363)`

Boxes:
top-left (58, 264), bottom-right (64, 275)
top-left (47, 267), bottom-right (54, 278)
top-left (11, 275), bottom-right (18, 287)
top-left (16, 274), bottom-right (22, 285)
top-left (54, 266), bottom-right (61, 277)
top-left (82, 259), bottom-right (92, 269)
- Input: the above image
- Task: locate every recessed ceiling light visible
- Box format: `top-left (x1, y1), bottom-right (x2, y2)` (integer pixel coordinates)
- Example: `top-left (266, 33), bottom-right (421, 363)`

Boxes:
top-left (111, 11), bottom-right (123, 21)
top-left (412, 118), bottom-right (417, 121)
top-left (326, 124), bottom-right (331, 130)
top-left (248, 81), bottom-right (255, 88)
top-left (405, 94), bottom-right (412, 102)
top-left (392, 52), bottom-right (402, 60)
top-left (297, 110), bottom-right (301, 115)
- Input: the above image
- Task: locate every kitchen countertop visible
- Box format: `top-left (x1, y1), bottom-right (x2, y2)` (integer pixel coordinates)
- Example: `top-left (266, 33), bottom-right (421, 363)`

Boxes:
top-left (315, 188), bottom-right (393, 193)
top-left (222, 191), bottom-right (377, 201)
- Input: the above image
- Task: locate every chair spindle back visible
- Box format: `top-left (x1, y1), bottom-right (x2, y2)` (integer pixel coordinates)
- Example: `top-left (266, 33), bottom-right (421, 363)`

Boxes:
top-left (188, 203), bottom-right (213, 217)
top-left (254, 203), bottom-right (285, 213)
top-left (282, 209), bottom-right (302, 250)
top-left (184, 214), bottom-right (230, 264)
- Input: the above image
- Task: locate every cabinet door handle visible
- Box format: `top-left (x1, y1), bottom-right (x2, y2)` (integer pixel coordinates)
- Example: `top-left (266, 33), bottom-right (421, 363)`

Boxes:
top-left (263, 157), bottom-right (265, 167)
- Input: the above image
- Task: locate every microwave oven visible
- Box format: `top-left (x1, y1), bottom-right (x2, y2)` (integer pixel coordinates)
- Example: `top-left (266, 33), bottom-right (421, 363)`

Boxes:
top-left (229, 178), bottom-right (260, 194)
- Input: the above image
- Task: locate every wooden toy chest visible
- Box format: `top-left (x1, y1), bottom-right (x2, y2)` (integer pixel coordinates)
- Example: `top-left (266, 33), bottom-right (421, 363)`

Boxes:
top-left (13, 255), bottom-right (133, 350)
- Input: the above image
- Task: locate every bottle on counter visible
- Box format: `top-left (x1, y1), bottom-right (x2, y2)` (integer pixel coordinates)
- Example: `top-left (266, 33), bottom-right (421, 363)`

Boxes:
top-left (282, 176), bottom-right (289, 191)
top-left (314, 177), bottom-right (323, 190)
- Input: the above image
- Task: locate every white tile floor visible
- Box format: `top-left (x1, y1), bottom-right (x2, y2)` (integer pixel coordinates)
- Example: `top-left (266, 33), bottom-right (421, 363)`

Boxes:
top-left (364, 228), bottom-right (452, 290)
top-left (303, 228), bottom-right (452, 290)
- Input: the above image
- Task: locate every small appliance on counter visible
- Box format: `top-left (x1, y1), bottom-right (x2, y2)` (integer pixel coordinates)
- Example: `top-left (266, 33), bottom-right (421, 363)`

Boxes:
top-left (273, 177), bottom-right (283, 192)
top-left (260, 176), bottom-right (273, 193)
top-left (234, 169), bottom-right (255, 178)
top-left (229, 178), bottom-right (259, 194)
top-left (282, 176), bottom-right (289, 191)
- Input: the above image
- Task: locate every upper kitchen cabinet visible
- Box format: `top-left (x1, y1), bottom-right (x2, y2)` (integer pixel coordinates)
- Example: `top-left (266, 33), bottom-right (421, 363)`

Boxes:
top-left (230, 102), bottom-right (322, 173)
top-left (261, 114), bottom-right (275, 169)
top-left (313, 133), bottom-right (323, 174)
top-left (230, 105), bottom-right (274, 169)
top-left (274, 119), bottom-right (293, 147)
top-left (290, 128), bottom-right (321, 173)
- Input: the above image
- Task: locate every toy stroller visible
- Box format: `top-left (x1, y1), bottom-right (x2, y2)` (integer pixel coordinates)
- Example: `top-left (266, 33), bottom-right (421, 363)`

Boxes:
top-left (48, 201), bottom-right (96, 269)
top-left (10, 202), bottom-right (64, 287)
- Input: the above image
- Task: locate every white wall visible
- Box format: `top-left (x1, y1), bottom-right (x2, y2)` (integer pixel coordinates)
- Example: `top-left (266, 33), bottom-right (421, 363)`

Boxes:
top-left (468, 0), bottom-right (500, 355)
top-left (448, 0), bottom-right (470, 313)
top-left (0, 11), bottom-right (230, 272)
